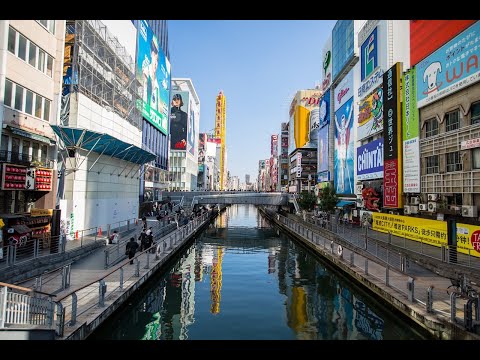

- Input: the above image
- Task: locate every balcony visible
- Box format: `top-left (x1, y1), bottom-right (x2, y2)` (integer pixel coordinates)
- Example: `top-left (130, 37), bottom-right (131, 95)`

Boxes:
top-left (0, 151), bottom-right (54, 169)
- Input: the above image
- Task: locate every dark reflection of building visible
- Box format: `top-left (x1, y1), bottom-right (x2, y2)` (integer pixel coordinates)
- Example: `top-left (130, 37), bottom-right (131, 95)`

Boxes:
top-left (267, 248), bottom-right (276, 274)
top-left (194, 241), bottom-right (204, 282)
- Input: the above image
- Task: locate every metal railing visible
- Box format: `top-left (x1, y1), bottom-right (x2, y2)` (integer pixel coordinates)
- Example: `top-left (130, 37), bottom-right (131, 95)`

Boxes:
top-left (265, 208), bottom-right (480, 334)
top-left (0, 150), bottom-right (55, 169)
top-left (53, 210), bottom-right (213, 338)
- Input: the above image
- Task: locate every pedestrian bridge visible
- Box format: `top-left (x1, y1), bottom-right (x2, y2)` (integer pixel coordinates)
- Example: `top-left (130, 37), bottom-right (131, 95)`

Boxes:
top-left (162, 191), bottom-right (294, 208)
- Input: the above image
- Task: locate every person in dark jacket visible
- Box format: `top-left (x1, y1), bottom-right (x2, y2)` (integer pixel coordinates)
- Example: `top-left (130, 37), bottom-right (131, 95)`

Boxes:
top-left (125, 237), bottom-right (139, 264)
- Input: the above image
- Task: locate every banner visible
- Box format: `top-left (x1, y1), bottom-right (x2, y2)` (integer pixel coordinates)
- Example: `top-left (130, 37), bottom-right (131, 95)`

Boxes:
top-left (402, 67), bottom-right (421, 193)
top-left (170, 91), bottom-right (189, 150)
top-left (317, 125), bottom-right (329, 173)
top-left (383, 63), bottom-right (403, 208)
top-left (334, 96), bottom-right (354, 195)
top-left (357, 86), bottom-right (383, 141)
top-left (372, 213), bottom-right (480, 257)
top-left (356, 138), bottom-right (384, 180)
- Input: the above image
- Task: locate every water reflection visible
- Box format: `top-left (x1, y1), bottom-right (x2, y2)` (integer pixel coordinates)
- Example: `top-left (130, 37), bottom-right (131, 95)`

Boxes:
top-left (90, 204), bottom-right (428, 340)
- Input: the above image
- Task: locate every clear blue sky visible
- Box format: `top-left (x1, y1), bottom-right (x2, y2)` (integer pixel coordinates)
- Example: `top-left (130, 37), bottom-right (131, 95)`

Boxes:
top-left (169, 20), bottom-right (336, 183)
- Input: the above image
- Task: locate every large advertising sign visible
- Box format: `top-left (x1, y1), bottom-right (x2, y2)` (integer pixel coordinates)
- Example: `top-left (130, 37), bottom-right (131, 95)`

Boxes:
top-left (317, 125), bottom-right (329, 174)
top-left (383, 62), bottom-right (403, 208)
top-left (170, 91), bottom-right (189, 150)
top-left (410, 20), bottom-right (477, 66)
top-left (334, 96), bottom-right (354, 195)
top-left (271, 134), bottom-right (278, 157)
top-left (321, 34), bottom-right (333, 92)
top-left (332, 20), bottom-right (355, 82)
top-left (334, 70), bottom-right (354, 111)
top-left (187, 98), bottom-right (197, 156)
top-left (136, 20), bottom-right (171, 136)
top-left (357, 138), bottom-right (384, 181)
top-left (319, 89), bottom-right (330, 129)
top-left (402, 67), bottom-right (420, 193)
top-left (288, 116), bottom-right (295, 155)
top-left (372, 213), bottom-right (480, 258)
top-left (289, 90), bottom-right (321, 152)
top-left (361, 27), bottom-right (378, 81)
top-left (357, 86), bottom-right (383, 141)
top-left (416, 21), bottom-right (480, 109)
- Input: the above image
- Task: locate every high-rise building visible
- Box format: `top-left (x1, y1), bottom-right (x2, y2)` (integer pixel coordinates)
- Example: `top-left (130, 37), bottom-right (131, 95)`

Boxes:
top-left (245, 174), bottom-right (250, 185)
top-left (279, 123), bottom-right (289, 191)
top-left (0, 20), bottom-right (65, 245)
top-left (169, 78), bottom-right (200, 191)
top-left (214, 91), bottom-right (227, 190)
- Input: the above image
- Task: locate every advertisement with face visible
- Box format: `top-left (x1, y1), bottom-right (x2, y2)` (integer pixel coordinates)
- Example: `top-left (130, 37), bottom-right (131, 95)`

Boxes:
top-left (356, 138), bottom-right (384, 181)
top-left (357, 86), bottom-right (383, 141)
top-left (187, 98), bottom-right (197, 156)
top-left (170, 91), bottom-right (189, 150)
top-left (416, 21), bottom-right (480, 108)
top-left (317, 124), bottom-right (329, 174)
top-left (334, 96), bottom-right (354, 195)
top-left (136, 20), bottom-right (171, 136)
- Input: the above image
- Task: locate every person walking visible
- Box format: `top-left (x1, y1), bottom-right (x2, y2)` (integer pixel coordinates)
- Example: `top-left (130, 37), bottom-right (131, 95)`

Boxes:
top-left (125, 237), bottom-right (139, 265)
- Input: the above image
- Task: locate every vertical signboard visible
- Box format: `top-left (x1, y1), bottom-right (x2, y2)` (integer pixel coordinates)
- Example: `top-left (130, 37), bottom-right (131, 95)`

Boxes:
top-left (403, 67), bottom-right (420, 193)
top-left (383, 63), bottom-right (403, 208)
top-left (361, 26), bottom-right (378, 81)
top-left (416, 21), bottom-right (480, 109)
top-left (136, 20), bottom-right (171, 136)
top-left (296, 152), bottom-right (302, 178)
top-left (321, 34), bottom-right (333, 92)
top-left (187, 97), bottom-right (196, 156)
top-left (271, 135), bottom-right (278, 157)
top-left (317, 124), bottom-right (329, 182)
top-left (170, 91), bottom-right (189, 150)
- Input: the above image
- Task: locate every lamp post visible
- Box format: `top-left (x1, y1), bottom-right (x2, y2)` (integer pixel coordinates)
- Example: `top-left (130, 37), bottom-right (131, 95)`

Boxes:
top-left (308, 174), bottom-right (311, 193)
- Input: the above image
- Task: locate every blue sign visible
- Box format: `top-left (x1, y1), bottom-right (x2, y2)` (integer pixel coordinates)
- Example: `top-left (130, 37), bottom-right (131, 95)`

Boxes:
top-left (319, 89), bottom-right (330, 128)
top-left (416, 21), bottom-right (480, 108)
top-left (356, 138), bottom-right (384, 180)
top-left (361, 27), bottom-right (378, 81)
top-left (317, 171), bottom-right (330, 183)
top-left (317, 125), bottom-right (329, 173)
top-left (334, 96), bottom-right (354, 195)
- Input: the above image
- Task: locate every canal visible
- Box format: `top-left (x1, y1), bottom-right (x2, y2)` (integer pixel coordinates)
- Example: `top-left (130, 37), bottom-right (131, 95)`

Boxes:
top-left (89, 204), bottom-right (431, 340)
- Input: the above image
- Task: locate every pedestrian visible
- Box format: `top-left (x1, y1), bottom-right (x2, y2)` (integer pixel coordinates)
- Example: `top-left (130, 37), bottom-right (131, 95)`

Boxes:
top-left (110, 230), bottom-right (119, 244)
top-left (138, 230), bottom-right (147, 251)
top-left (125, 237), bottom-right (139, 264)
top-left (146, 227), bottom-right (153, 250)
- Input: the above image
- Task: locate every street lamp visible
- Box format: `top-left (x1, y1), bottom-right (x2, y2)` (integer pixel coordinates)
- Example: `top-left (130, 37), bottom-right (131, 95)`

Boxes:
top-left (308, 174), bottom-right (312, 193)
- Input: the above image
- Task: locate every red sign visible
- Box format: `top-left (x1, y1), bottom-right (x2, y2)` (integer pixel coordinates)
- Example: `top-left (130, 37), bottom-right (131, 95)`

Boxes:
top-left (35, 168), bottom-right (53, 191)
top-left (2, 164), bottom-right (27, 190)
top-left (471, 230), bottom-right (480, 253)
top-left (410, 20), bottom-right (476, 66)
top-left (384, 159), bottom-right (399, 208)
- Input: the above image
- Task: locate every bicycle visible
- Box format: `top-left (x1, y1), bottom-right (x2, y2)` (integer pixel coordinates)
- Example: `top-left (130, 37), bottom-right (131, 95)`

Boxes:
top-left (446, 276), bottom-right (479, 299)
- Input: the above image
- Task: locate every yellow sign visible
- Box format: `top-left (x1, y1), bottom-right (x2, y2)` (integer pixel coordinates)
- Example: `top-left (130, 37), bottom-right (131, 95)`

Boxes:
top-left (0, 218), bottom-right (4, 229)
top-left (31, 208), bottom-right (53, 217)
top-left (372, 213), bottom-right (480, 257)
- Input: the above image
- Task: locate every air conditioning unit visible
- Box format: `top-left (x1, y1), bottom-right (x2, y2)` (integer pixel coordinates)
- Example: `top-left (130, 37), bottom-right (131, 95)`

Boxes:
top-left (427, 202), bottom-right (437, 212)
top-left (419, 204), bottom-right (427, 211)
top-left (410, 197), bottom-right (420, 205)
top-left (427, 194), bottom-right (438, 201)
top-left (410, 205), bottom-right (419, 214)
top-left (403, 205), bottom-right (411, 215)
top-left (462, 205), bottom-right (478, 218)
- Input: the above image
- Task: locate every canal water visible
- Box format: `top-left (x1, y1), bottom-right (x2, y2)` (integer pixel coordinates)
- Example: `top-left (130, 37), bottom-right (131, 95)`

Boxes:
top-left (89, 205), bottom-right (430, 340)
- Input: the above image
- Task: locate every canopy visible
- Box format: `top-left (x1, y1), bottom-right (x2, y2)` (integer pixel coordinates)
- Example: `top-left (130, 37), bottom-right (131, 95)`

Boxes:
top-left (50, 125), bottom-right (156, 165)
top-left (336, 200), bottom-right (356, 208)
top-left (7, 126), bottom-right (55, 145)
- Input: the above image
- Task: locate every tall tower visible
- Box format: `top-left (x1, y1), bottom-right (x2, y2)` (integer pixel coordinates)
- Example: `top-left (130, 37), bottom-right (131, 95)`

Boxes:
top-left (214, 91), bottom-right (227, 190)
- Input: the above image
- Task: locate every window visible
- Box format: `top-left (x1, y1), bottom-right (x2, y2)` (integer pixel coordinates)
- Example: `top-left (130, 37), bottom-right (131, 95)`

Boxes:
top-left (473, 148), bottom-right (480, 169)
top-left (446, 151), bottom-right (462, 172)
top-left (22, 141), bottom-right (30, 157)
top-left (38, 49), bottom-right (45, 73)
top-left (37, 20), bottom-right (55, 35)
top-left (8, 27), bottom-right (15, 53)
top-left (426, 155), bottom-right (439, 174)
top-left (32, 143), bottom-right (39, 161)
top-left (18, 33), bottom-right (27, 61)
top-left (4, 79), bottom-right (12, 107)
top-left (14, 84), bottom-right (23, 111)
top-left (40, 144), bottom-right (48, 163)
top-left (445, 110), bottom-right (460, 132)
top-left (472, 102), bottom-right (480, 125)
top-left (46, 55), bottom-right (53, 77)
top-left (425, 118), bottom-right (438, 137)
top-left (25, 90), bottom-right (33, 115)
top-left (11, 138), bottom-right (20, 158)
top-left (35, 94), bottom-right (43, 118)
top-left (28, 43), bottom-right (37, 67)
top-left (43, 99), bottom-right (50, 121)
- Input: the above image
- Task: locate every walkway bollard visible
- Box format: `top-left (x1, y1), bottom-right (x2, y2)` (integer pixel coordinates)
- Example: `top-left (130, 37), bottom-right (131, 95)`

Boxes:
top-left (99, 280), bottom-right (107, 307)
top-left (144, 251), bottom-right (150, 269)
top-left (70, 293), bottom-right (77, 326)
top-left (407, 277), bottom-right (415, 302)
top-left (119, 268), bottom-right (124, 290)
top-left (426, 287), bottom-right (433, 313)
top-left (55, 302), bottom-right (65, 337)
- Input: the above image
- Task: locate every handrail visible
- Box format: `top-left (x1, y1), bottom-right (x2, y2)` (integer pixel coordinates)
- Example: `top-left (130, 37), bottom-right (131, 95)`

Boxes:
top-left (0, 281), bottom-right (56, 297)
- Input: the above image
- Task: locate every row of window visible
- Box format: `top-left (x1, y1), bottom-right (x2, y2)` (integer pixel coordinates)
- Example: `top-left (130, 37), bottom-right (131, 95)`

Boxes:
top-left (424, 104), bottom-right (480, 138)
top-left (36, 20), bottom-right (55, 34)
top-left (8, 26), bottom-right (54, 77)
top-left (142, 119), bottom-right (168, 170)
top-left (426, 151), bottom-right (464, 174)
top-left (4, 79), bottom-right (51, 121)
top-left (1, 135), bottom-right (49, 163)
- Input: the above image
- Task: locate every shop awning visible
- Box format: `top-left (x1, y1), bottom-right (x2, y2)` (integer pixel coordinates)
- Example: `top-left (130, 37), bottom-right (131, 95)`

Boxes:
top-left (12, 224), bottom-right (32, 234)
top-left (7, 126), bottom-right (55, 145)
top-left (50, 125), bottom-right (156, 165)
top-left (336, 200), bottom-right (356, 208)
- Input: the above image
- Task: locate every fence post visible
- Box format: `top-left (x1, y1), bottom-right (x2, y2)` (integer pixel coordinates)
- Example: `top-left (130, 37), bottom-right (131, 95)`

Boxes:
top-left (119, 268), bottom-right (124, 290)
top-left (400, 256), bottom-right (406, 273)
top-left (55, 302), bottom-right (65, 337)
top-left (450, 292), bottom-right (457, 323)
top-left (0, 287), bottom-right (7, 328)
top-left (426, 287), bottom-right (433, 313)
top-left (98, 280), bottom-right (107, 307)
top-left (365, 259), bottom-right (368, 275)
top-left (407, 277), bottom-right (415, 302)
top-left (388, 231), bottom-right (392, 244)
top-left (350, 251), bottom-right (354, 266)
top-left (135, 259), bottom-right (140, 277)
top-left (70, 293), bottom-right (77, 326)
top-left (385, 266), bottom-right (389, 286)
top-left (127, 220), bottom-right (130, 231)
top-left (144, 252), bottom-right (150, 269)
top-left (104, 249), bottom-right (109, 269)
top-left (61, 266), bottom-right (67, 290)
top-left (107, 224), bottom-right (111, 239)
top-left (34, 239), bottom-right (39, 258)
top-left (65, 264), bottom-right (71, 289)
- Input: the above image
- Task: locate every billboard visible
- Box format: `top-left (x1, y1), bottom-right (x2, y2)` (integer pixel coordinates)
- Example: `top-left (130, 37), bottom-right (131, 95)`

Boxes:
top-left (383, 63), bottom-right (403, 208)
top-left (416, 21), bottom-right (480, 108)
top-left (361, 27), bottom-right (378, 81)
top-left (332, 20), bottom-right (355, 82)
top-left (410, 20), bottom-right (477, 66)
top-left (136, 20), bottom-right (171, 136)
top-left (321, 34), bottom-right (333, 92)
top-left (187, 97), bottom-right (197, 156)
top-left (357, 85), bottom-right (383, 141)
top-left (170, 91), bottom-right (189, 150)
top-left (372, 213), bottom-right (480, 258)
top-left (319, 89), bottom-right (330, 129)
top-left (402, 67), bottom-right (420, 193)
top-left (289, 90), bottom-right (321, 153)
top-left (317, 125), bottom-right (329, 174)
top-left (356, 138), bottom-right (384, 181)
top-left (334, 70), bottom-right (354, 111)
top-left (271, 135), bottom-right (278, 157)
top-left (334, 96), bottom-right (354, 195)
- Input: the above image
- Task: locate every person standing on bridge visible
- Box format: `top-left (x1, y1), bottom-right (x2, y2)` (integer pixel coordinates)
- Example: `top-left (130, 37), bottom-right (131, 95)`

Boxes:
top-left (125, 237), bottom-right (139, 264)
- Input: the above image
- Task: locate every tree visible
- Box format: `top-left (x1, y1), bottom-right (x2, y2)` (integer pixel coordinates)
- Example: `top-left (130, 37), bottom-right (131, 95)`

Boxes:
top-left (298, 191), bottom-right (317, 211)
top-left (318, 185), bottom-right (339, 213)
